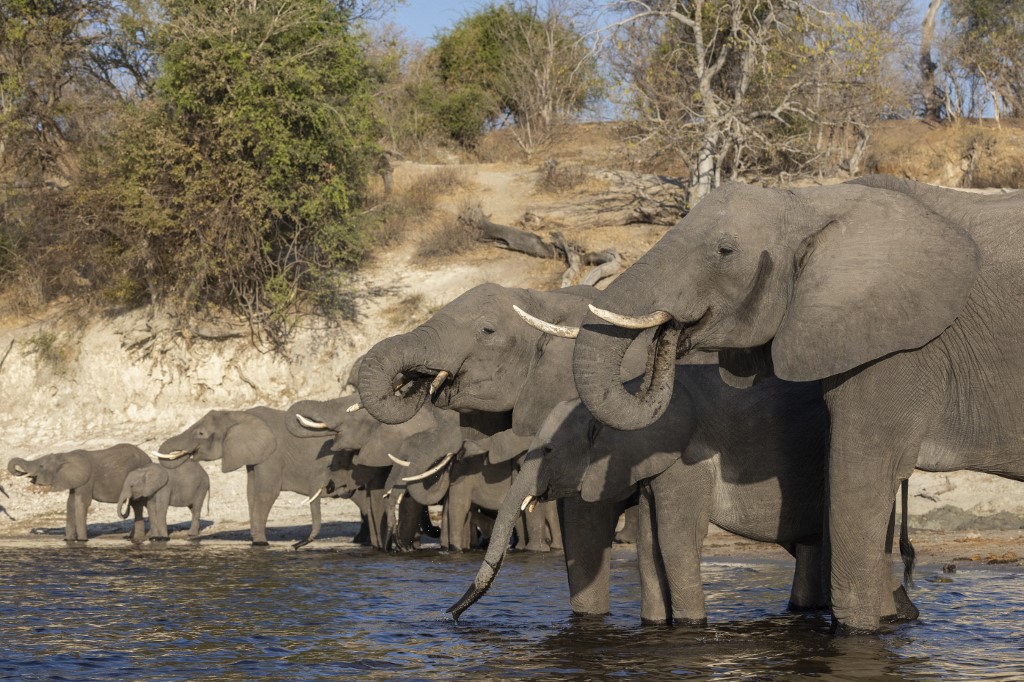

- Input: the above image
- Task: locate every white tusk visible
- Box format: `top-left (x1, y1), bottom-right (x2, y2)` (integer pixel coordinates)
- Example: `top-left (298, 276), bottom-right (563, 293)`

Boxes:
top-left (383, 487), bottom-right (392, 499)
top-left (402, 452), bottom-right (455, 482)
top-left (513, 305), bottom-right (579, 339)
top-left (587, 305), bottom-right (673, 330)
top-left (296, 414), bottom-right (331, 430)
top-left (388, 453), bottom-right (412, 467)
top-left (346, 403), bottom-right (362, 413)
top-left (394, 490), bottom-right (405, 530)
top-left (154, 450), bottom-right (190, 460)
top-left (428, 371), bottom-right (450, 396)
top-left (297, 489), bottom-right (323, 506)
top-left (520, 495), bottom-right (535, 512)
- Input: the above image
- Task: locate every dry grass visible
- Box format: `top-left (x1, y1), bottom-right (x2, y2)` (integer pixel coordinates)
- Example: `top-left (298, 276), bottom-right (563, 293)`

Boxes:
top-left (373, 166), bottom-right (469, 248)
top-left (415, 201), bottom-right (486, 260)
top-left (534, 159), bottom-right (589, 194)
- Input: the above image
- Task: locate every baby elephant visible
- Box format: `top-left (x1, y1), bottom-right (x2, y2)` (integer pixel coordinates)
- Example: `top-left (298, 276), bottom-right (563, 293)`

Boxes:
top-left (117, 457), bottom-right (210, 542)
top-left (7, 444), bottom-right (151, 542)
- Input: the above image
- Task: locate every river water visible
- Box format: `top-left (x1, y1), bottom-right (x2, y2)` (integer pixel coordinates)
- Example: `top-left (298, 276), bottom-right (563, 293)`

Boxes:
top-left (0, 544), bottom-right (1021, 680)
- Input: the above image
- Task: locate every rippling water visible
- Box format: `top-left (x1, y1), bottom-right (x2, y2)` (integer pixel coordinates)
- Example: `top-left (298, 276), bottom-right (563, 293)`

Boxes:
top-left (0, 545), bottom-right (1021, 680)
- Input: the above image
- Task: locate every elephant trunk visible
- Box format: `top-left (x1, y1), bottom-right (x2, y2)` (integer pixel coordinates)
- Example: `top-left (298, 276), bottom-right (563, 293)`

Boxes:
top-left (573, 312), bottom-right (681, 432)
top-left (7, 458), bottom-right (32, 476)
top-left (447, 455), bottom-right (543, 620)
top-left (117, 493), bottom-right (131, 520)
top-left (357, 333), bottom-right (433, 425)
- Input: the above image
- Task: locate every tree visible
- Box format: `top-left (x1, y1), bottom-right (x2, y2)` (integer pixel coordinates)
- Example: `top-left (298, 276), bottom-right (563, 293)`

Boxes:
top-left (431, 1), bottom-right (602, 150)
top-left (57, 0), bottom-right (381, 344)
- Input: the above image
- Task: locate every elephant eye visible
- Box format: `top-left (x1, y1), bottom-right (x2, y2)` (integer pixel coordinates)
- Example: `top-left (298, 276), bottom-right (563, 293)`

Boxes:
top-left (481, 326), bottom-right (495, 335)
top-left (716, 236), bottom-right (737, 258)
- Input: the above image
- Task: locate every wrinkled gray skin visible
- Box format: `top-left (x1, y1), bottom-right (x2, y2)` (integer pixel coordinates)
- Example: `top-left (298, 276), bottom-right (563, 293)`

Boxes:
top-left (158, 407), bottom-right (334, 549)
top-left (117, 458), bottom-right (210, 542)
top-left (7, 445), bottom-right (151, 542)
top-left (572, 176), bottom-right (1024, 632)
top-left (450, 367), bottom-right (831, 623)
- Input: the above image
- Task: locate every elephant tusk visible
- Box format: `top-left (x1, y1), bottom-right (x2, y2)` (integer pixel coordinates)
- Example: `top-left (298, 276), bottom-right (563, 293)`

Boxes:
top-left (428, 371), bottom-right (450, 396)
top-left (154, 450), bottom-right (190, 460)
top-left (346, 402), bottom-right (363, 413)
top-left (297, 489), bottom-right (323, 506)
top-left (387, 453), bottom-right (412, 467)
top-left (394, 490), bottom-right (405, 532)
top-left (520, 495), bottom-right (535, 512)
top-left (401, 452), bottom-right (455, 482)
top-left (513, 305), bottom-right (579, 339)
top-left (382, 487), bottom-right (392, 499)
top-left (587, 304), bottom-right (673, 330)
top-left (296, 414), bottom-right (331, 430)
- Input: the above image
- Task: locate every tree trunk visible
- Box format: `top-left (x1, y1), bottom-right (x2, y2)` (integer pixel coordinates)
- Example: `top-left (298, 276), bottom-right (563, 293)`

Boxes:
top-left (920, 0), bottom-right (944, 121)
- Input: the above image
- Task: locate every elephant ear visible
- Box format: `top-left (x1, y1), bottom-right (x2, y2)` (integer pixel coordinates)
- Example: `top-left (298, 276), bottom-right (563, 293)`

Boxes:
top-left (481, 429), bottom-right (533, 464)
top-left (135, 465), bottom-right (170, 497)
top-left (52, 452), bottom-right (91, 491)
top-left (773, 185), bottom-right (981, 381)
top-left (459, 412), bottom-right (519, 463)
top-left (222, 412), bottom-right (277, 473)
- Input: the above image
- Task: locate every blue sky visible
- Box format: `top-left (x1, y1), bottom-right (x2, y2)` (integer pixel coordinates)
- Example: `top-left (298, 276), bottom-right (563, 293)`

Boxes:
top-left (386, 0), bottom-right (483, 42)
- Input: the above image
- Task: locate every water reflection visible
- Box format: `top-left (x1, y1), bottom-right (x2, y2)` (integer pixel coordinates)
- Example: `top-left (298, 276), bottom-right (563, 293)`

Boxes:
top-left (0, 546), bottom-right (1020, 680)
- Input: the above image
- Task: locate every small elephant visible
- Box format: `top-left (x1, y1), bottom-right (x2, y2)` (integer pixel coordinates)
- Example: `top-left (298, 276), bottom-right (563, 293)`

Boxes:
top-left (117, 457), bottom-right (210, 542)
top-left (158, 407), bottom-right (334, 548)
top-left (451, 366), bottom-right (914, 625)
top-left (7, 444), bottom-right (151, 542)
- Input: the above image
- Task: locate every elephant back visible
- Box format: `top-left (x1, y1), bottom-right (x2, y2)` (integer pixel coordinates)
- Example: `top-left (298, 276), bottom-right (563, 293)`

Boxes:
top-left (89, 444), bottom-right (152, 503)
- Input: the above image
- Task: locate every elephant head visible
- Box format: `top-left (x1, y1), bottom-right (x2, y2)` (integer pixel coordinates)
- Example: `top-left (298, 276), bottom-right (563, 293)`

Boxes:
top-left (394, 427), bottom-right (465, 507)
top-left (285, 395), bottom-right (380, 444)
top-left (356, 283), bottom-right (647, 436)
top-left (158, 409), bottom-right (276, 473)
top-left (7, 452), bottom-right (91, 491)
top-left (117, 465), bottom-right (170, 518)
top-left (570, 176), bottom-right (982, 430)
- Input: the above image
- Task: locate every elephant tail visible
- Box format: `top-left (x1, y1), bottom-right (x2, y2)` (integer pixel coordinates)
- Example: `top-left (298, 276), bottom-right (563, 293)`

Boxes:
top-left (899, 479), bottom-right (916, 590)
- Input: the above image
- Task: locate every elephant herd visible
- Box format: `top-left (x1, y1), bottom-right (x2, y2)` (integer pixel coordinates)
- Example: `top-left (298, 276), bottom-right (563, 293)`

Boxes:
top-left (5, 176), bottom-right (1023, 635)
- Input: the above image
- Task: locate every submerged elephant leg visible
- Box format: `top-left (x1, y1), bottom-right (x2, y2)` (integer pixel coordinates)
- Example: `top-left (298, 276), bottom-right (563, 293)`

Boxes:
top-left (789, 542), bottom-right (827, 610)
top-left (650, 459), bottom-right (712, 625)
top-left (561, 497), bottom-right (619, 616)
top-left (636, 486), bottom-right (671, 624)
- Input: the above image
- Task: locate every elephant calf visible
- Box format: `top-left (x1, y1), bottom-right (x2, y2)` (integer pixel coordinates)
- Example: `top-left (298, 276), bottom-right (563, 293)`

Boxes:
top-left (7, 444), bottom-right (151, 542)
top-left (117, 457), bottom-right (210, 542)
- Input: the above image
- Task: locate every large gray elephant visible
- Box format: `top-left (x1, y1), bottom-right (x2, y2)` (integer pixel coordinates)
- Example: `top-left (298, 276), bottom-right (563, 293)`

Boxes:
top-left (7, 445), bottom-right (151, 541)
top-left (450, 366), bottom-right (833, 624)
top-left (568, 176), bottom-right (1024, 632)
top-left (158, 407), bottom-right (334, 548)
top-left (117, 457), bottom-right (209, 542)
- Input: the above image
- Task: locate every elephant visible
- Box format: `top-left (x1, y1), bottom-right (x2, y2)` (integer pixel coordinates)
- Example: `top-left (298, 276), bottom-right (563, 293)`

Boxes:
top-left (566, 175), bottom-right (1024, 632)
top-left (116, 457), bottom-right (210, 542)
top-left (354, 284), bottom-right (655, 553)
top-left (7, 444), bottom-right (151, 542)
top-left (450, 366), bottom-right (832, 623)
top-left (286, 395), bottom-right (459, 550)
top-left (158, 407), bottom-right (334, 548)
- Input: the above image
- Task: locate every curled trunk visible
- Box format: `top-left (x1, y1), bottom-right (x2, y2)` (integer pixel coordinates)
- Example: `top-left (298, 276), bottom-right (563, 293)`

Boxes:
top-left (357, 334), bottom-right (431, 425)
top-left (117, 495), bottom-right (131, 520)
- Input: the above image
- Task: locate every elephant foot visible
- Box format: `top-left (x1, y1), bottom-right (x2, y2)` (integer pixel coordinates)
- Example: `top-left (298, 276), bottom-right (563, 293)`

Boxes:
top-left (523, 542), bottom-right (551, 553)
top-left (65, 538), bottom-right (88, 544)
top-left (881, 586), bottom-right (920, 624)
top-left (671, 617), bottom-right (708, 627)
top-left (830, 617), bottom-right (884, 635)
top-left (251, 541), bottom-right (270, 548)
top-left (640, 617), bottom-right (673, 626)
top-left (787, 601), bottom-right (828, 613)
top-left (149, 536), bottom-right (170, 543)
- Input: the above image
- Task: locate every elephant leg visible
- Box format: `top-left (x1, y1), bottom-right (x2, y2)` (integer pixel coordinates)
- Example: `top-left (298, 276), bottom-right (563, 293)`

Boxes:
top-left (523, 502), bottom-right (551, 552)
top-left (366, 488), bottom-right (389, 550)
top-left (650, 459), bottom-right (712, 625)
top-left (636, 487), bottom-right (671, 625)
top-left (394, 496), bottom-right (423, 551)
top-left (879, 501), bottom-right (919, 623)
top-left (560, 497), bottom-right (619, 616)
top-left (72, 491), bottom-right (90, 542)
top-left (65, 492), bottom-right (77, 541)
top-left (789, 542), bottom-right (827, 611)
top-left (444, 487), bottom-right (472, 552)
top-left (188, 488), bottom-right (206, 539)
top-left (149, 497), bottom-right (169, 541)
top-left (132, 500), bottom-right (149, 543)
top-left (543, 499), bottom-right (563, 551)
top-left (248, 465), bottom-right (280, 546)
top-left (293, 497), bottom-right (321, 550)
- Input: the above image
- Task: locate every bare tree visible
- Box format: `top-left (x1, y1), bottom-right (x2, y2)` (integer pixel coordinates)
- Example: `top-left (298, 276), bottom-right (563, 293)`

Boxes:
top-left (920, 0), bottom-right (944, 120)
